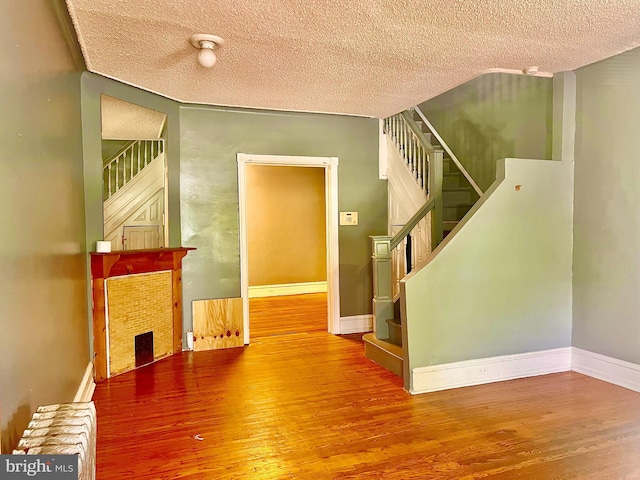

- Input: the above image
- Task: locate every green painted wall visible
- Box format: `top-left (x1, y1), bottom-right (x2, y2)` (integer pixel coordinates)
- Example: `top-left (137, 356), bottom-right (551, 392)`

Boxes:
top-left (403, 159), bottom-right (573, 387)
top-left (80, 73), bottom-right (182, 251)
top-left (0, 0), bottom-right (88, 452)
top-left (419, 73), bottom-right (553, 192)
top-left (573, 47), bottom-right (640, 365)
top-left (80, 74), bottom-right (182, 357)
top-left (179, 106), bottom-right (385, 328)
top-left (102, 139), bottom-right (131, 162)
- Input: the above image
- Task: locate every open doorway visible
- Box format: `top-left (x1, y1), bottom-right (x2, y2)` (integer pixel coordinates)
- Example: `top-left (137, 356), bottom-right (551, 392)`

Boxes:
top-left (245, 165), bottom-right (327, 338)
top-left (237, 154), bottom-right (340, 344)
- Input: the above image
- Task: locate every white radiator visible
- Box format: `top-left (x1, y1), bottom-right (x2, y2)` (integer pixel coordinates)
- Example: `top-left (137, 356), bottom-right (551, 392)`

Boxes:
top-left (12, 402), bottom-right (96, 480)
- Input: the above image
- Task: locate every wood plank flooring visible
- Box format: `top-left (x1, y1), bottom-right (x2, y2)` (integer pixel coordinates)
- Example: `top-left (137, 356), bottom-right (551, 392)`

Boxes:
top-left (93, 295), bottom-right (640, 479)
top-left (248, 293), bottom-right (328, 338)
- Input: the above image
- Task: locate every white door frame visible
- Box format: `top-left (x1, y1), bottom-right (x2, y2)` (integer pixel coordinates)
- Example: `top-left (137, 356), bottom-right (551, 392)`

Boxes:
top-left (237, 153), bottom-right (340, 343)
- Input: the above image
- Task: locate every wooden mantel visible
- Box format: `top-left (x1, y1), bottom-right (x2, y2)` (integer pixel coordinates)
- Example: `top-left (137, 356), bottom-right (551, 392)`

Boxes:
top-left (90, 247), bottom-right (195, 381)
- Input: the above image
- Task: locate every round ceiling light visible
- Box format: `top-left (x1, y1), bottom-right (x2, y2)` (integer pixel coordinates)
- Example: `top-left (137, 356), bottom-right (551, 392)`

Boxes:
top-left (190, 34), bottom-right (225, 68)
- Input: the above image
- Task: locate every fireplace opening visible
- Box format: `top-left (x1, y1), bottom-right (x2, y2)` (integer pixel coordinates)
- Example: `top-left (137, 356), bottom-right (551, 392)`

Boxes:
top-left (135, 331), bottom-right (154, 367)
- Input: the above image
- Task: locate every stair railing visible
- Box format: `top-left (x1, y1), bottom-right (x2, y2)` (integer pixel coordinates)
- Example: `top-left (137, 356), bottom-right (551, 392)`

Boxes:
top-left (103, 139), bottom-right (164, 201)
top-left (413, 106), bottom-right (483, 197)
top-left (384, 111), bottom-right (438, 195)
top-left (372, 114), bottom-right (443, 340)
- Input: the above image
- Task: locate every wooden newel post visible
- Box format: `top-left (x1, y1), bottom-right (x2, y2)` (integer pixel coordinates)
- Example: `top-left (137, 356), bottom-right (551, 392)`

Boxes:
top-left (371, 236), bottom-right (394, 340)
top-left (430, 150), bottom-right (444, 247)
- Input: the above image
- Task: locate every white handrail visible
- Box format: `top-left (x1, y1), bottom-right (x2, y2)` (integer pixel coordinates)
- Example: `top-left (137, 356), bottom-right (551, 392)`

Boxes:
top-left (413, 106), bottom-right (483, 197)
top-left (103, 139), bottom-right (164, 200)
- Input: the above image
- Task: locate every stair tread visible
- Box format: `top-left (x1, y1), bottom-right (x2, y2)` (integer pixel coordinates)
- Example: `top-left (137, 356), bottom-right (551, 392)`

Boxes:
top-left (362, 333), bottom-right (403, 358)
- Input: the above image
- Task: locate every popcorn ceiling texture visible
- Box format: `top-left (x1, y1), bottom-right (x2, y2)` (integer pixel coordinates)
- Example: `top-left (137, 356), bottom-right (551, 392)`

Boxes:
top-left (101, 95), bottom-right (166, 139)
top-left (66, 0), bottom-right (640, 117)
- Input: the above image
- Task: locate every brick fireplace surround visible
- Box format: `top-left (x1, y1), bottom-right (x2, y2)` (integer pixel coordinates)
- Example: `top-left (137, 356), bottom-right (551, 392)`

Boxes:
top-left (90, 248), bottom-right (194, 381)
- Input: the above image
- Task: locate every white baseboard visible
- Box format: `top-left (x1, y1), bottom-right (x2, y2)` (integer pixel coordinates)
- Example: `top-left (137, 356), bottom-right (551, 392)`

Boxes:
top-left (339, 314), bottom-right (373, 334)
top-left (73, 362), bottom-right (96, 403)
top-left (411, 347), bottom-right (571, 395)
top-left (571, 347), bottom-right (640, 393)
top-left (248, 281), bottom-right (327, 298)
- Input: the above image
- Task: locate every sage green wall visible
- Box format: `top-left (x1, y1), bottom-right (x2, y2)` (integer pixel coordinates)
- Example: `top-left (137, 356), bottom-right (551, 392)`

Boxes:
top-left (80, 73), bottom-right (181, 250)
top-left (102, 139), bottom-right (131, 162)
top-left (0, 0), bottom-right (88, 452)
top-left (403, 159), bottom-right (573, 388)
top-left (419, 73), bottom-right (553, 192)
top-left (180, 106), bottom-right (385, 328)
top-left (80, 74), bottom-right (182, 357)
top-left (573, 47), bottom-right (640, 365)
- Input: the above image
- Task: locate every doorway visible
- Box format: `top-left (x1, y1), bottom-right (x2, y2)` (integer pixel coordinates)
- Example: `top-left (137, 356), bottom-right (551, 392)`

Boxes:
top-left (237, 154), bottom-right (340, 344)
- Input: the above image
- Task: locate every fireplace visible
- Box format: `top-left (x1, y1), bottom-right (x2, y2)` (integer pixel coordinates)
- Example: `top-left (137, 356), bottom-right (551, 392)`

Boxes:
top-left (105, 270), bottom-right (173, 377)
top-left (135, 332), bottom-right (154, 367)
top-left (90, 247), bottom-right (194, 381)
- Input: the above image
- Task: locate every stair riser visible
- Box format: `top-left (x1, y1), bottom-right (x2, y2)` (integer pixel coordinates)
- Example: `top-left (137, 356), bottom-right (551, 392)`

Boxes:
top-left (387, 321), bottom-right (402, 346)
top-left (443, 174), bottom-right (462, 188)
top-left (444, 204), bottom-right (473, 222)
top-left (443, 158), bottom-right (455, 173)
top-left (443, 190), bottom-right (472, 204)
top-left (364, 341), bottom-right (403, 377)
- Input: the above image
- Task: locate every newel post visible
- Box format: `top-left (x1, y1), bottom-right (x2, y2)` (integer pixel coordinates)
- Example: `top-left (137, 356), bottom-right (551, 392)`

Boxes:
top-left (371, 236), bottom-right (394, 339)
top-left (430, 150), bottom-right (444, 247)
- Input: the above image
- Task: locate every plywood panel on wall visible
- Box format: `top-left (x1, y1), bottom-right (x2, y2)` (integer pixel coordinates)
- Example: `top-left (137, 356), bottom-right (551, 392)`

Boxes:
top-left (246, 165), bottom-right (326, 286)
top-left (193, 298), bottom-right (244, 350)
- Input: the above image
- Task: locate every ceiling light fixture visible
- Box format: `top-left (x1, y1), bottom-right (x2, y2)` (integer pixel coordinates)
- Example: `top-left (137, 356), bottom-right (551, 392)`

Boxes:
top-left (190, 34), bottom-right (224, 68)
top-left (523, 66), bottom-right (540, 75)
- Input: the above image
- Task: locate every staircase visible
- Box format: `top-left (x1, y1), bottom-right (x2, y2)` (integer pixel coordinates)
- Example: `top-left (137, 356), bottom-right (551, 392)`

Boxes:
top-left (364, 107), bottom-right (483, 378)
top-left (412, 110), bottom-right (481, 237)
top-left (102, 139), bottom-right (165, 251)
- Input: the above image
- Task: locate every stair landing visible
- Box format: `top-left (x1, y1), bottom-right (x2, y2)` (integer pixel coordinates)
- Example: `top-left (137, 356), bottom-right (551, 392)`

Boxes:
top-left (363, 333), bottom-right (403, 377)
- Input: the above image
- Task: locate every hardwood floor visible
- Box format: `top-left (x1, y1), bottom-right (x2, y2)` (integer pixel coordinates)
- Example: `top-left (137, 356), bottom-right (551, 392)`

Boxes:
top-left (249, 293), bottom-right (328, 338)
top-left (94, 296), bottom-right (640, 479)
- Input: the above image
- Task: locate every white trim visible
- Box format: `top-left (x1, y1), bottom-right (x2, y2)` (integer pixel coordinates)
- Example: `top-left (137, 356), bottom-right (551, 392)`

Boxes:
top-left (249, 281), bottom-right (327, 298)
top-left (571, 347), bottom-right (640, 393)
top-left (73, 362), bottom-right (96, 403)
top-left (237, 153), bottom-right (341, 343)
top-left (339, 314), bottom-right (373, 334)
top-left (411, 347), bottom-right (571, 395)
top-left (378, 119), bottom-right (388, 180)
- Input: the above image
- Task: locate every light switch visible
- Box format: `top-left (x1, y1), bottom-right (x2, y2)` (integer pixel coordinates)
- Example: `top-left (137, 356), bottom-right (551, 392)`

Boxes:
top-left (340, 211), bottom-right (358, 226)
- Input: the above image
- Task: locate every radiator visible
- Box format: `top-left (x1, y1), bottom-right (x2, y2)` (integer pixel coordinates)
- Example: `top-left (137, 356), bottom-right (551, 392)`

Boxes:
top-left (12, 402), bottom-right (96, 480)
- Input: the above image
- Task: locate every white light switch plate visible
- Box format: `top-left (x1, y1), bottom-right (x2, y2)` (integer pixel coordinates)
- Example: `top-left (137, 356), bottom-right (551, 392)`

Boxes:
top-left (340, 211), bottom-right (358, 226)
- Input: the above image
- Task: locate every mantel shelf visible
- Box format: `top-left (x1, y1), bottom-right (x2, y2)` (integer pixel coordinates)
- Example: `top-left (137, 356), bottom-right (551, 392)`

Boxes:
top-left (90, 247), bottom-right (195, 280)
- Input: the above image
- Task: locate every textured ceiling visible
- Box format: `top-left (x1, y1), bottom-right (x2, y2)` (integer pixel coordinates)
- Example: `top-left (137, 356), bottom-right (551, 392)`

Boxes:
top-left (67, 0), bottom-right (640, 118)
top-left (101, 95), bottom-right (166, 139)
